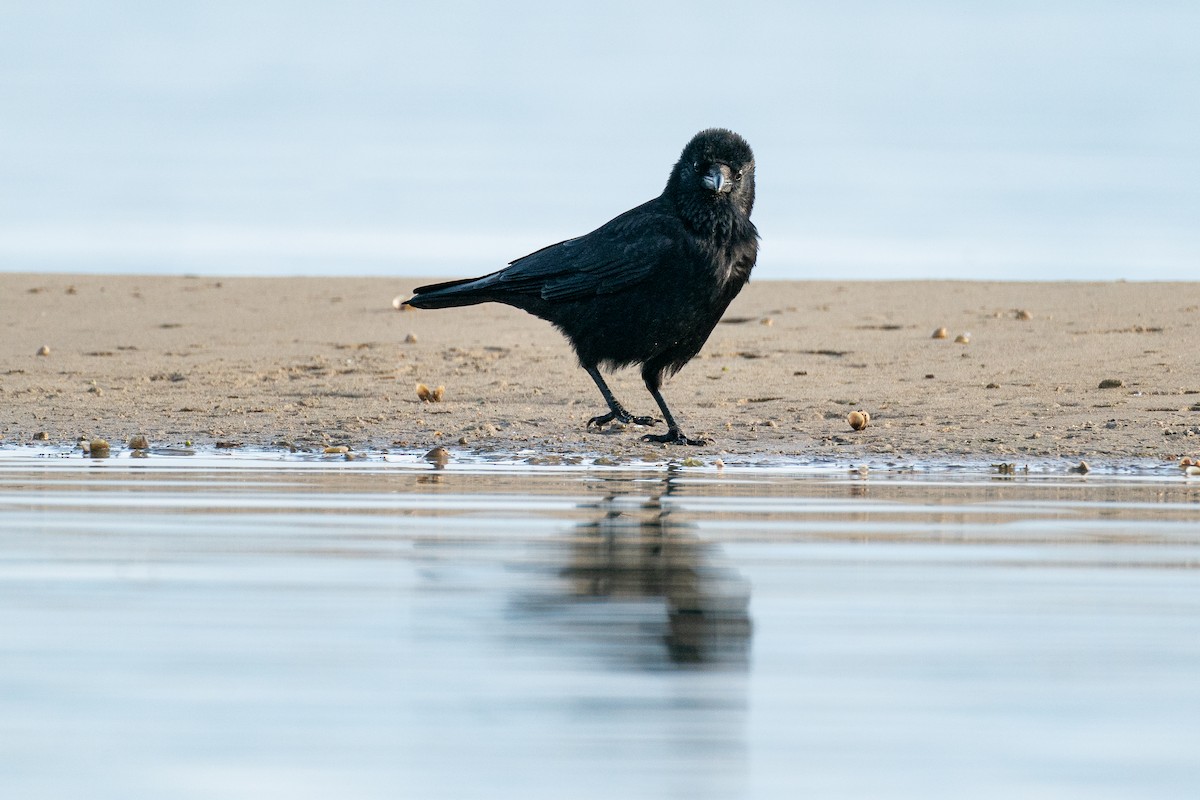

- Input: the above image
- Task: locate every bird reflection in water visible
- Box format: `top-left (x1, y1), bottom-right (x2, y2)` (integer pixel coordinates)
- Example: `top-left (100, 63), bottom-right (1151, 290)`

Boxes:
top-left (516, 476), bottom-right (752, 670)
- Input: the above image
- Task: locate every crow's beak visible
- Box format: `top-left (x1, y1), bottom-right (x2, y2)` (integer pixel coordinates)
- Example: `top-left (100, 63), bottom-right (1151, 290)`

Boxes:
top-left (702, 164), bottom-right (734, 194)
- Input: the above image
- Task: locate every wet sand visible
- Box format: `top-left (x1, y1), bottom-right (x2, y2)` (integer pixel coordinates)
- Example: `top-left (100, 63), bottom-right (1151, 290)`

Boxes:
top-left (2, 273), bottom-right (1198, 465)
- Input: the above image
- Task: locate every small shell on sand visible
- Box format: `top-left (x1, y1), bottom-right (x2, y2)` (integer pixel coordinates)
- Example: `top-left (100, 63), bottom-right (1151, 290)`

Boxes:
top-left (36, 345), bottom-right (51, 356)
top-left (404, 333), bottom-right (418, 344)
top-left (848, 410), bottom-right (870, 431)
top-left (417, 383), bottom-right (445, 402)
top-left (1015, 309), bottom-right (1033, 320)
top-left (1098, 378), bottom-right (1125, 389)
top-left (932, 327), bottom-right (948, 339)
top-left (393, 295), bottom-right (415, 311)
top-left (128, 434), bottom-right (150, 450)
top-left (324, 445), bottom-right (350, 454)
top-left (954, 333), bottom-right (970, 344)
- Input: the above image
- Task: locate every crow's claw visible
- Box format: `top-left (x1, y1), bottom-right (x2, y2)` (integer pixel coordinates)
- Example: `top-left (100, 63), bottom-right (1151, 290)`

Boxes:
top-left (588, 411), bottom-right (660, 429)
top-left (641, 429), bottom-right (711, 446)
top-left (587, 412), bottom-right (619, 429)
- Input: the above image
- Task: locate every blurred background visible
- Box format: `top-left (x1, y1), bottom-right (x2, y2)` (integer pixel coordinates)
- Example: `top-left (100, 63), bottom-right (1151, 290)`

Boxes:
top-left (2, 1), bottom-right (1197, 280)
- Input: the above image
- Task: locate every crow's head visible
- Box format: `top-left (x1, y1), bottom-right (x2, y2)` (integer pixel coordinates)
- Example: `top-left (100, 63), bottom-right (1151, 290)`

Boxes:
top-left (668, 129), bottom-right (756, 234)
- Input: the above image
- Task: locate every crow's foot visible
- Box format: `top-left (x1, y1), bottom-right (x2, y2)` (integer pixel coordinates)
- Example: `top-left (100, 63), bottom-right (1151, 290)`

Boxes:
top-left (588, 410), bottom-right (660, 429)
top-left (586, 412), bottom-right (617, 429)
top-left (641, 429), bottom-right (711, 446)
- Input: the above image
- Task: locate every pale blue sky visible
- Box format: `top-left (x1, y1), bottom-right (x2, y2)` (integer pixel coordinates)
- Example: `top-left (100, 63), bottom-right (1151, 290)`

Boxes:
top-left (2, 2), bottom-right (1197, 278)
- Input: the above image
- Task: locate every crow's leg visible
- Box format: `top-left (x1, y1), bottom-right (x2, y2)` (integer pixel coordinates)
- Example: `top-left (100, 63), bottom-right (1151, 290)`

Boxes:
top-left (584, 366), bottom-right (660, 429)
top-left (638, 371), bottom-right (711, 446)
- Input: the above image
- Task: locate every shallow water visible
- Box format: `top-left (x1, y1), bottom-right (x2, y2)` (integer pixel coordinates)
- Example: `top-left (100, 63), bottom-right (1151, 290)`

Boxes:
top-left (2, 452), bottom-right (1199, 799)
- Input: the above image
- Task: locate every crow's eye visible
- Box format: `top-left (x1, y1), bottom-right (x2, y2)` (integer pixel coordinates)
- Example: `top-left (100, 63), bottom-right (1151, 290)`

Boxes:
top-left (734, 170), bottom-right (743, 181)
top-left (692, 161), bottom-right (702, 174)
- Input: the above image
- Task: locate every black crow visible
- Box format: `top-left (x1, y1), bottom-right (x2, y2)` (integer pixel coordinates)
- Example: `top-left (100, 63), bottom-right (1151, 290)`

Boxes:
top-left (404, 128), bottom-right (758, 445)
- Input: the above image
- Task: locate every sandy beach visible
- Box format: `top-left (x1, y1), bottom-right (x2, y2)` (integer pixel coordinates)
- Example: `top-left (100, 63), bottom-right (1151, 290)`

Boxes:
top-left (2, 273), bottom-right (1197, 465)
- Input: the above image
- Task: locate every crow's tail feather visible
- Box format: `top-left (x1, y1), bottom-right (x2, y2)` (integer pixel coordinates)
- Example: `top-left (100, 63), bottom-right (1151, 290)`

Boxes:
top-left (403, 274), bottom-right (497, 310)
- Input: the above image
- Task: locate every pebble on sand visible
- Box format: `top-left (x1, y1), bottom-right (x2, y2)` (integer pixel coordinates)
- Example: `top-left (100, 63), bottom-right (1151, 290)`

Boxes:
top-left (931, 327), bottom-right (948, 339)
top-left (424, 446), bottom-right (450, 467)
top-left (36, 345), bottom-right (51, 356)
top-left (417, 383), bottom-right (445, 402)
top-left (848, 410), bottom-right (870, 431)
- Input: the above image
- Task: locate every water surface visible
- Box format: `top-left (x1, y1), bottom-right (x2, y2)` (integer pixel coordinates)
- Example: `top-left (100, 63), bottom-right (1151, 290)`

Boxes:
top-left (2, 454), bottom-right (1199, 798)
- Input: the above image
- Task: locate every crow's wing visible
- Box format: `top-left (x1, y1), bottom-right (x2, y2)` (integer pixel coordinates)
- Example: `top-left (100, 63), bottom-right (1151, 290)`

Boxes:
top-left (495, 200), bottom-right (681, 302)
